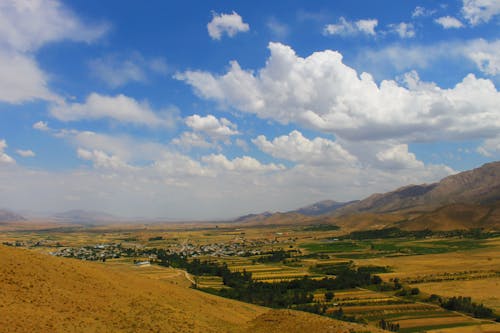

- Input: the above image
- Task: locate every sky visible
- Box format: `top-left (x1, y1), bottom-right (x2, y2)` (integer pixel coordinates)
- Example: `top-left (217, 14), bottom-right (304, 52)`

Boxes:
top-left (0, 0), bottom-right (499, 219)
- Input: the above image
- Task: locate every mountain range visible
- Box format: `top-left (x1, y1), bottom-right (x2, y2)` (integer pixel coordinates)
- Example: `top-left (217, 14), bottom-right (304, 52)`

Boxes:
top-left (0, 209), bottom-right (25, 223)
top-left (239, 161), bottom-right (500, 231)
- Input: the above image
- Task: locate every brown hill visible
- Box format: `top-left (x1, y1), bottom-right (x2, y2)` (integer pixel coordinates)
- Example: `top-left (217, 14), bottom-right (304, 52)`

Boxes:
top-left (0, 209), bottom-right (25, 222)
top-left (0, 246), bottom-right (386, 333)
top-left (337, 161), bottom-right (500, 215)
top-left (398, 203), bottom-right (500, 231)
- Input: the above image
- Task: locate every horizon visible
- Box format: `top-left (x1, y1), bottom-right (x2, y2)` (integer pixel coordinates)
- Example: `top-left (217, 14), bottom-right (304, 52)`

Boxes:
top-left (1, 0), bottom-right (500, 219)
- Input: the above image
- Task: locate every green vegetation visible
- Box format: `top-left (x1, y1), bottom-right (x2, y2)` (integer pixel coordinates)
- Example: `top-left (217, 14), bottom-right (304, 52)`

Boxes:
top-left (378, 318), bottom-right (400, 332)
top-left (301, 241), bottom-right (367, 253)
top-left (254, 249), bottom-right (292, 263)
top-left (343, 227), bottom-right (500, 241)
top-left (303, 224), bottom-right (340, 231)
top-left (439, 296), bottom-right (495, 319)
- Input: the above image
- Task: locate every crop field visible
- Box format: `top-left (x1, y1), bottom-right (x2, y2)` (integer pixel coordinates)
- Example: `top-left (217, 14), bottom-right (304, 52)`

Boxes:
top-left (2, 222), bottom-right (499, 332)
top-left (412, 278), bottom-right (500, 312)
top-left (322, 288), bottom-right (489, 333)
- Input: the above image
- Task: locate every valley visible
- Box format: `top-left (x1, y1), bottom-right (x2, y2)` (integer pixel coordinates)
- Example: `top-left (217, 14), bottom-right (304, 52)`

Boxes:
top-left (2, 219), bottom-right (499, 333)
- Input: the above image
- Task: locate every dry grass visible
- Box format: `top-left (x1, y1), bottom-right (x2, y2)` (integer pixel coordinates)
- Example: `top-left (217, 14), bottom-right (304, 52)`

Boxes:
top-left (427, 323), bottom-right (500, 333)
top-left (413, 278), bottom-right (500, 312)
top-left (396, 315), bottom-right (474, 328)
top-left (356, 240), bottom-right (500, 280)
top-left (0, 245), bottom-right (388, 333)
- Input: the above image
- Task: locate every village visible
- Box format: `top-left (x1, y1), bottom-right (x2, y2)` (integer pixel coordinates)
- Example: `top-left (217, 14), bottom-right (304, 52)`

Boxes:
top-left (41, 235), bottom-right (290, 262)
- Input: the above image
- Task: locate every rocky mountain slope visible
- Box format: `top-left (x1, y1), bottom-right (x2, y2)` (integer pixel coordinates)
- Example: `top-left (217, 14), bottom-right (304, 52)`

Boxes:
top-left (291, 200), bottom-right (356, 216)
top-left (336, 161), bottom-right (500, 215)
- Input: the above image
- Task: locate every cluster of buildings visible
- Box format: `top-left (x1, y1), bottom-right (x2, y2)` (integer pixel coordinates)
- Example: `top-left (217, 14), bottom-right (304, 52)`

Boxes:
top-left (49, 244), bottom-right (124, 261)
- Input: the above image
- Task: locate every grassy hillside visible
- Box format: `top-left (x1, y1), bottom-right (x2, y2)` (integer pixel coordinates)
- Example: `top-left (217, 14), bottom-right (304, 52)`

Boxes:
top-left (0, 246), bottom-right (386, 333)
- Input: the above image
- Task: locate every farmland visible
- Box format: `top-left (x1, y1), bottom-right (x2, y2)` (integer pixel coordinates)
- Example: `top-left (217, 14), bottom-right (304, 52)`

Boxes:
top-left (1, 222), bottom-right (499, 332)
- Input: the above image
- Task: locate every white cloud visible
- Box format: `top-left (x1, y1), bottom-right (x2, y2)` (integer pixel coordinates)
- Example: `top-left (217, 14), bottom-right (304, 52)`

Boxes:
top-left (0, 139), bottom-right (15, 164)
top-left (466, 39), bottom-right (500, 75)
top-left (435, 16), bottom-right (464, 29)
top-left (388, 22), bottom-right (416, 38)
top-left (50, 93), bottom-right (178, 128)
top-left (202, 154), bottom-right (284, 172)
top-left (77, 148), bottom-right (132, 170)
top-left (172, 132), bottom-right (213, 149)
top-left (33, 121), bottom-right (49, 131)
top-left (253, 130), bottom-right (357, 166)
top-left (0, 0), bottom-right (108, 52)
top-left (0, 50), bottom-right (58, 103)
top-left (0, 0), bottom-right (107, 104)
top-left (16, 149), bottom-right (35, 157)
top-left (178, 42), bottom-right (500, 142)
top-left (412, 6), bottom-right (436, 18)
top-left (360, 38), bottom-right (500, 77)
top-left (89, 53), bottom-right (168, 88)
top-left (323, 17), bottom-right (378, 36)
top-left (376, 144), bottom-right (424, 169)
top-left (267, 17), bottom-right (289, 39)
top-left (235, 138), bottom-right (249, 151)
top-left (185, 114), bottom-right (238, 140)
top-left (477, 136), bottom-right (500, 156)
top-left (462, 0), bottom-right (500, 25)
top-left (5, 126), bottom-right (456, 219)
top-left (207, 11), bottom-right (250, 40)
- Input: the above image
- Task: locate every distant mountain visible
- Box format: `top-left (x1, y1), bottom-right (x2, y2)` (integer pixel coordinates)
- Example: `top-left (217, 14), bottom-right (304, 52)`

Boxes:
top-left (234, 212), bottom-right (273, 223)
top-left (336, 161), bottom-right (500, 215)
top-left (52, 209), bottom-right (119, 224)
top-left (236, 162), bottom-right (500, 231)
top-left (0, 209), bottom-right (25, 222)
top-left (291, 200), bottom-right (356, 216)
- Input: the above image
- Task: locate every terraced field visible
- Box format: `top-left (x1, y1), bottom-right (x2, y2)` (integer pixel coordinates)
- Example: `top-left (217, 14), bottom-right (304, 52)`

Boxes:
top-left (323, 288), bottom-right (491, 333)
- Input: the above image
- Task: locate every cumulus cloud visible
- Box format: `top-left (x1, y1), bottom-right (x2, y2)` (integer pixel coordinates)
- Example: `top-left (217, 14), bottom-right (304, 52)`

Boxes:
top-left (77, 148), bottom-right (132, 170)
top-left (50, 93), bottom-right (178, 128)
top-left (0, 0), bottom-right (107, 104)
top-left (172, 132), bottom-right (213, 149)
top-left (462, 0), bottom-right (500, 25)
top-left (435, 16), bottom-right (464, 29)
top-left (178, 42), bottom-right (500, 142)
top-left (253, 130), bottom-right (357, 166)
top-left (89, 53), bottom-right (168, 88)
top-left (16, 149), bottom-right (35, 157)
top-left (323, 17), bottom-right (378, 36)
top-left (388, 22), bottom-right (416, 38)
top-left (376, 144), bottom-right (424, 169)
top-left (33, 121), bottom-right (50, 131)
top-left (466, 39), bottom-right (500, 75)
top-left (0, 139), bottom-right (15, 164)
top-left (7, 125), bottom-right (457, 218)
top-left (202, 154), bottom-right (284, 172)
top-left (207, 11), bottom-right (249, 40)
top-left (185, 114), bottom-right (238, 140)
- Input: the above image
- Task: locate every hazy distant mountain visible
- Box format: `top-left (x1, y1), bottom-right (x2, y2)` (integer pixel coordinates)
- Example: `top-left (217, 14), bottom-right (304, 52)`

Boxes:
top-left (336, 161), bottom-right (500, 215)
top-left (291, 200), bottom-right (356, 216)
top-left (0, 209), bottom-right (25, 222)
top-left (235, 162), bottom-right (500, 231)
top-left (234, 212), bottom-right (273, 223)
top-left (52, 210), bottom-right (119, 224)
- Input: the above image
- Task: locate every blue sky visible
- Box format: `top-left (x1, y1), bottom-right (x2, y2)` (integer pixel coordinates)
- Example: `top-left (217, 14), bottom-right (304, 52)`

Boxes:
top-left (0, 0), bottom-right (499, 219)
